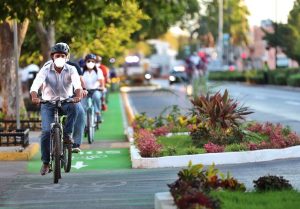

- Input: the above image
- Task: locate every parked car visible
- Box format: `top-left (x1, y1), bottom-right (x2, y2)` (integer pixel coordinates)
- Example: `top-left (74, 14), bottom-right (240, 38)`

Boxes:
top-left (169, 65), bottom-right (188, 85)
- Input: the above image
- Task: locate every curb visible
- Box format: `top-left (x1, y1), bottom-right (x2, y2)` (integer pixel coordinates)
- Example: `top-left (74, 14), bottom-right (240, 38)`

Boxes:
top-left (127, 128), bottom-right (300, 168)
top-left (121, 91), bottom-right (135, 125)
top-left (155, 192), bottom-right (175, 209)
top-left (130, 141), bottom-right (300, 168)
top-left (0, 143), bottom-right (39, 161)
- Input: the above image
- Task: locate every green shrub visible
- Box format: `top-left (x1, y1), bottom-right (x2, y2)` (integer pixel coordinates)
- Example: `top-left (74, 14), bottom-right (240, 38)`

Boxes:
top-left (185, 146), bottom-right (200, 155)
top-left (162, 145), bottom-right (177, 156)
top-left (245, 70), bottom-right (265, 84)
top-left (224, 143), bottom-right (248, 152)
top-left (190, 127), bottom-right (210, 147)
top-left (253, 175), bottom-right (293, 192)
top-left (274, 73), bottom-right (287, 85)
top-left (287, 73), bottom-right (300, 87)
top-left (243, 130), bottom-right (267, 143)
top-left (268, 68), bottom-right (300, 85)
top-left (208, 71), bottom-right (245, 82)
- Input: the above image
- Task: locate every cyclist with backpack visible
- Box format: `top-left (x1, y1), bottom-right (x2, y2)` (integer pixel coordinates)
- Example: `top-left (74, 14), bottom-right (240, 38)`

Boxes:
top-left (30, 43), bottom-right (83, 175)
top-left (81, 53), bottom-right (105, 123)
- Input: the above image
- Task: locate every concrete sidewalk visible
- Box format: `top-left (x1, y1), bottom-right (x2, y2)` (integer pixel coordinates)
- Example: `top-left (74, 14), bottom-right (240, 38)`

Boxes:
top-left (0, 131), bottom-right (40, 161)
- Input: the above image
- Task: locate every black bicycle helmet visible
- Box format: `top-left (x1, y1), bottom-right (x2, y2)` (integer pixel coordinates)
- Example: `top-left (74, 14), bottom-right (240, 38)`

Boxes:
top-left (85, 53), bottom-right (97, 61)
top-left (51, 42), bottom-right (70, 55)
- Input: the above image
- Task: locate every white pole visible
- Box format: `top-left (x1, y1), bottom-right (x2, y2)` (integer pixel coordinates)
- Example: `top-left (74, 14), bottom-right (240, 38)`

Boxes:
top-left (218, 0), bottom-right (223, 63)
top-left (14, 19), bottom-right (20, 129)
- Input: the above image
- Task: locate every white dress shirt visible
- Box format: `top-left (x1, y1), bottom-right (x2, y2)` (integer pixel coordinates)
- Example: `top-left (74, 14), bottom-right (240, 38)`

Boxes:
top-left (82, 69), bottom-right (104, 90)
top-left (30, 62), bottom-right (82, 100)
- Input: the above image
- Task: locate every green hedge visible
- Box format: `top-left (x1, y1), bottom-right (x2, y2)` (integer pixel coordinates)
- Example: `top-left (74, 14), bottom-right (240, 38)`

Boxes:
top-left (287, 73), bottom-right (300, 87)
top-left (245, 70), bottom-right (266, 84)
top-left (208, 68), bottom-right (300, 87)
top-left (208, 71), bottom-right (245, 82)
top-left (274, 73), bottom-right (287, 85)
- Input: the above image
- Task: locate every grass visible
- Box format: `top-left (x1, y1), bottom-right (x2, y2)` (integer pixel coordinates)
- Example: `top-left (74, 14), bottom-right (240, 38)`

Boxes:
top-left (92, 92), bottom-right (126, 141)
top-left (211, 190), bottom-right (300, 209)
top-left (27, 148), bottom-right (131, 173)
top-left (157, 135), bottom-right (205, 156)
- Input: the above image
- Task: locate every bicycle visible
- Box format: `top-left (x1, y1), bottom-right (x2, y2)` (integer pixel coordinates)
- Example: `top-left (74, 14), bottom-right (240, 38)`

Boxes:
top-left (40, 98), bottom-right (74, 184)
top-left (84, 89), bottom-right (103, 144)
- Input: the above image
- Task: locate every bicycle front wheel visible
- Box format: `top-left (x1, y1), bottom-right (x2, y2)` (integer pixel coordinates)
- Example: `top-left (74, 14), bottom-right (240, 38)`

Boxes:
top-left (63, 143), bottom-right (72, 173)
top-left (87, 110), bottom-right (95, 144)
top-left (52, 127), bottom-right (61, 184)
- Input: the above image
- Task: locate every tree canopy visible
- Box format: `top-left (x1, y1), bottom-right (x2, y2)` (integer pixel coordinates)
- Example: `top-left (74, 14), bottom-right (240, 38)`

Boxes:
top-left (263, 0), bottom-right (300, 63)
top-left (192, 0), bottom-right (250, 47)
top-left (133, 0), bottom-right (200, 40)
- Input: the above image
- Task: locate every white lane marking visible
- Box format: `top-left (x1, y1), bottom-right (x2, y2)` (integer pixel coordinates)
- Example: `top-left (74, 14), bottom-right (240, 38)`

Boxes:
top-left (72, 161), bottom-right (88, 169)
top-left (105, 150), bottom-right (121, 154)
top-left (286, 101), bottom-right (300, 106)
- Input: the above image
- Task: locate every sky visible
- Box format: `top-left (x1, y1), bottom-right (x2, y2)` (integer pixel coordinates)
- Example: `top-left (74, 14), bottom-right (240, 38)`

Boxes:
top-left (170, 0), bottom-right (296, 35)
top-left (244, 0), bottom-right (296, 26)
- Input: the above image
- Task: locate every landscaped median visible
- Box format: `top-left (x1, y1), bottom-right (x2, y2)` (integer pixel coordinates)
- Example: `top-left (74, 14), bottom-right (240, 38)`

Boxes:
top-left (129, 129), bottom-right (300, 168)
top-left (125, 89), bottom-right (300, 169)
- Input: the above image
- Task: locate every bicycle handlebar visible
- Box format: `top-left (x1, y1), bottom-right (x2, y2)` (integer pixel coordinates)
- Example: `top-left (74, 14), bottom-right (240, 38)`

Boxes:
top-left (40, 98), bottom-right (75, 105)
top-left (86, 88), bottom-right (104, 93)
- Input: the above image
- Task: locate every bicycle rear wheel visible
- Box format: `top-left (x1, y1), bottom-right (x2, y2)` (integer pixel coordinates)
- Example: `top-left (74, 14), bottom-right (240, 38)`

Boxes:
top-left (52, 127), bottom-right (61, 184)
top-left (63, 143), bottom-right (72, 172)
top-left (87, 110), bottom-right (95, 144)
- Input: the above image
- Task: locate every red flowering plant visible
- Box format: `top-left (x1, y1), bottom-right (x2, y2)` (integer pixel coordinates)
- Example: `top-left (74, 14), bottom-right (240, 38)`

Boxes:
top-left (203, 142), bottom-right (225, 153)
top-left (134, 129), bottom-right (162, 157)
top-left (152, 126), bottom-right (170, 137)
top-left (245, 122), bottom-right (300, 149)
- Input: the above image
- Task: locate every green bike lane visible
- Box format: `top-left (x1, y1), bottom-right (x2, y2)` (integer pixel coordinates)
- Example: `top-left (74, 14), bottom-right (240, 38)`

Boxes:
top-left (27, 92), bottom-right (132, 173)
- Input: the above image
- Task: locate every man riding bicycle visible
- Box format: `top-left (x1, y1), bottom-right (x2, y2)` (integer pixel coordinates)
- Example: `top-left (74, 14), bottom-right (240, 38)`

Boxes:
top-left (30, 43), bottom-right (83, 175)
top-left (41, 43), bottom-right (87, 153)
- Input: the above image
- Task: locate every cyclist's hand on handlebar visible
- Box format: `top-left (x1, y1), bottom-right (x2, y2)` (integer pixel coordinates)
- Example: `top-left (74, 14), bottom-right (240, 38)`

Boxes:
top-left (32, 97), bottom-right (41, 105)
top-left (73, 96), bottom-right (81, 103)
top-left (83, 90), bottom-right (88, 98)
top-left (30, 92), bottom-right (40, 105)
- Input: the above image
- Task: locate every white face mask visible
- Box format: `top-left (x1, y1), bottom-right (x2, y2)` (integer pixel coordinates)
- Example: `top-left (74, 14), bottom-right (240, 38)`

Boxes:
top-left (54, 57), bottom-right (66, 68)
top-left (86, 62), bottom-right (95, 69)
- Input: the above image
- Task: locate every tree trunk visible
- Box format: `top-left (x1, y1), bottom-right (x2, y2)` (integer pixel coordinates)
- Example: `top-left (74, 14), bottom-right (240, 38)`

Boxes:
top-left (0, 19), bottom-right (29, 118)
top-left (35, 21), bottom-right (55, 65)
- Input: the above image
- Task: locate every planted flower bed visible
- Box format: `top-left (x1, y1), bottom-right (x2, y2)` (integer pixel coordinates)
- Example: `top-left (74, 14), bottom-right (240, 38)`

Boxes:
top-left (130, 90), bottom-right (300, 168)
top-left (155, 162), bottom-right (300, 209)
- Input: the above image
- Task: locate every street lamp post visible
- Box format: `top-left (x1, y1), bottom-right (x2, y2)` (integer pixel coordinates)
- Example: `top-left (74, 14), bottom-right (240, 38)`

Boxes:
top-left (274, 0), bottom-right (278, 69)
top-left (218, 0), bottom-right (223, 63)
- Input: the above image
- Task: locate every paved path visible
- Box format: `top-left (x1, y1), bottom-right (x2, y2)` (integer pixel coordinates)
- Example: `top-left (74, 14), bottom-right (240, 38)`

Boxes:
top-left (1, 157), bottom-right (300, 209)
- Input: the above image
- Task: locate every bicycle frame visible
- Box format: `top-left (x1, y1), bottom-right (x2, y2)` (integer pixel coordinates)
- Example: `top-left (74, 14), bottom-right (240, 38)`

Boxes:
top-left (49, 101), bottom-right (63, 166)
top-left (40, 99), bottom-right (74, 183)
